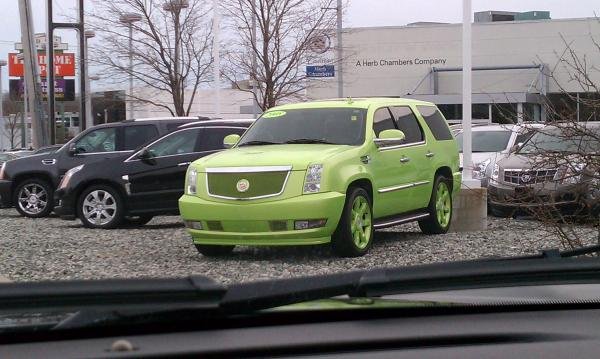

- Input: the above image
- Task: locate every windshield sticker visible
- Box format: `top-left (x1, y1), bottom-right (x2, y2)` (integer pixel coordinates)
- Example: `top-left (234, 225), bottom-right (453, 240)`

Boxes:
top-left (263, 110), bottom-right (286, 118)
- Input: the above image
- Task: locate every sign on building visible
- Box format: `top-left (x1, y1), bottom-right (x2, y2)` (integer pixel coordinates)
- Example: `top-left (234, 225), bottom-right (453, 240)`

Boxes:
top-left (8, 53), bottom-right (76, 77)
top-left (306, 65), bottom-right (335, 78)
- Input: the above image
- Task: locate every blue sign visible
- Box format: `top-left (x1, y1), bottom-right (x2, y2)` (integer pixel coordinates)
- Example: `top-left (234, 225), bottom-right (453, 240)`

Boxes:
top-left (306, 65), bottom-right (335, 78)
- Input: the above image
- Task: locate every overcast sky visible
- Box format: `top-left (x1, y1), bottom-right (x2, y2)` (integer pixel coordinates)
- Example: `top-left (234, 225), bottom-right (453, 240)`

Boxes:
top-left (0, 0), bottom-right (598, 91)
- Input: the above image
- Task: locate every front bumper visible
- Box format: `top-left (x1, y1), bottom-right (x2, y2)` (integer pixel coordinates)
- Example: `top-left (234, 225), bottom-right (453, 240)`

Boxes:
top-left (53, 187), bottom-right (77, 219)
top-left (178, 192), bottom-right (346, 246)
top-left (0, 180), bottom-right (13, 208)
top-left (488, 180), bottom-right (587, 208)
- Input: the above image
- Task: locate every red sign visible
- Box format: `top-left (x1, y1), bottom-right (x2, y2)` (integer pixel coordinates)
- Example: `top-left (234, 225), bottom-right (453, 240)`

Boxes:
top-left (8, 53), bottom-right (76, 77)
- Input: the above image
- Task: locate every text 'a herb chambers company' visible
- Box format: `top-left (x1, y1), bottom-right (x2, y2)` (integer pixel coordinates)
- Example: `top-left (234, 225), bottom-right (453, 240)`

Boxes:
top-left (356, 58), bottom-right (447, 67)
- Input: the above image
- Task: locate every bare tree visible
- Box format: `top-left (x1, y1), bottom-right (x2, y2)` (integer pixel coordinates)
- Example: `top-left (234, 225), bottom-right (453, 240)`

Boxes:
top-left (221, 0), bottom-right (338, 111)
top-left (3, 114), bottom-right (21, 149)
top-left (88, 0), bottom-right (213, 116)
top-left (489, 31), bottom-right (600, 251)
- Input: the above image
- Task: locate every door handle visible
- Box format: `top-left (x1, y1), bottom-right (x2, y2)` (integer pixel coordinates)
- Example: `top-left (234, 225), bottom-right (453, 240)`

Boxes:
top-left (400, 157), bottom-right (410, 163)
top-left (178, 162), bottom-right (191, 167)
top-left (426, 152), bottom-right (435, 158)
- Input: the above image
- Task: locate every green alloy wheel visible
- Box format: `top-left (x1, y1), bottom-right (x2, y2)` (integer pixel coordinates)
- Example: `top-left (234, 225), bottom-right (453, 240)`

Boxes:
top-left (332, 187), bottom-right (374, 257)
top-left (419, 176), bottom-right (453, 234)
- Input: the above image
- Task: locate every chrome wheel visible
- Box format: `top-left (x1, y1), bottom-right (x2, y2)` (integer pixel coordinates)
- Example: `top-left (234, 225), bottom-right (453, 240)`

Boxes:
top-left (82, 190), bottom-right (117, 226)
top-left (17, 184), bottom-right (48, 215)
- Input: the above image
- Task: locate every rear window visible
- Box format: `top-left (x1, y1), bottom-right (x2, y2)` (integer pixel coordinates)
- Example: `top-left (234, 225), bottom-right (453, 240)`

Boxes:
top-left (123, 125), bottom-right (159, 150)
top-left (417, 106), bottom-right (453, 141)
top-left (455, 131), bottom-right (512, 153)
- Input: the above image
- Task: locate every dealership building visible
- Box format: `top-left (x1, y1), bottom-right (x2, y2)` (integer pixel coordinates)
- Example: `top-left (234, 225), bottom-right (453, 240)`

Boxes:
top-left (307, 11), bottom-right (600, 124)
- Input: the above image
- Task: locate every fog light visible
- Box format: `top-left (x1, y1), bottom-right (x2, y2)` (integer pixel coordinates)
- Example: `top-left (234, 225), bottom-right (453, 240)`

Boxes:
top-left (294, 219), bottom-right (327, 230)
top-left (184, 220), bottom-right (203, 230)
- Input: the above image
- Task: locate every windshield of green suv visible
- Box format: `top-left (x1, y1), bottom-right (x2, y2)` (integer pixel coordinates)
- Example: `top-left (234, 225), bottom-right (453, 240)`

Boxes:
top-left (455, 131), bottom-right (512, 152)
top-left (237, 108), bottom-right (367, 146)
top-left (519, 128), bottom-right (600, 154)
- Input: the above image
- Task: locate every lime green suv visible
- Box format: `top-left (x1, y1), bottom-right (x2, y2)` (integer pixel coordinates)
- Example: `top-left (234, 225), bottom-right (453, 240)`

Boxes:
top-left (179, 98), bottom-right (461, 257)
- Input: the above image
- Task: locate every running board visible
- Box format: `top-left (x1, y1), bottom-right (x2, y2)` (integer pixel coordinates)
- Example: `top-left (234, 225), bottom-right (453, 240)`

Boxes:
top-left (373, 211), bottom-right (430, 229)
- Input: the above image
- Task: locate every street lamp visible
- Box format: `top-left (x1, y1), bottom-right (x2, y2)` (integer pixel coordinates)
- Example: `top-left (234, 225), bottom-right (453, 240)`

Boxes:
top-left (0, 60), bottom-right (6, 121)
top-left (119, 13), bottom-right (142, 120)
top-left (84, 30), bottom-right (95, 129)
top-left (162, 0), bottom-right (189, 12)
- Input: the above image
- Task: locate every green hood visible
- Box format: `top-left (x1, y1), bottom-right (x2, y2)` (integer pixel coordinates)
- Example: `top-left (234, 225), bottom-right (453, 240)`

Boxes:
top-left (194, 144), bottom-right (354, 171)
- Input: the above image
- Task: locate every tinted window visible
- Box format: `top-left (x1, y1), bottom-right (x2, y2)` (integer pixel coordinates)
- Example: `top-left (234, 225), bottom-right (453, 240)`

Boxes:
top-left (238, 108), bottom-right (367, 146)
top-left (455, 131), bottom-right (512, 153)
top-left (199, 127), bottom-right (247, 152)
top-left (147, 129), bottom-right (201, 157)
top-left (418, 106), bottom-right (453, 141)
top-left (71, 117), bottom-right (79, 127)
top-left (74, 128), bottom-right (117, 153)
top-left (123, 125), bottom-right (159, 150)
top-left (390, 106), bottom-right (424, 143)
top-left (373, 108), bottom-right (396, 137)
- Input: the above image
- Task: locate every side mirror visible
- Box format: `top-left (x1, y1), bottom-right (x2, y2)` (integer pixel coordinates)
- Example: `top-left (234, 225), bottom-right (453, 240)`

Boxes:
top-left (136, 147), bottom-right (156, 164)
top-left (223, 134), bottom-right (241, 149)
top-left (67, 143), bottom-right (78, 156)
top-left (374, 129), bottom-right (406, 148)
top-left (511, 142), bottom-right (524, 153)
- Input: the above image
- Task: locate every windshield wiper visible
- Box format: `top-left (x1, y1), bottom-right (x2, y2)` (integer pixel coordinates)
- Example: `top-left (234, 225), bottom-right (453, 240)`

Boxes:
top-left (237, 140), bottom-right (282, 147)
top-left (284, 138), bottom-right (335, 144)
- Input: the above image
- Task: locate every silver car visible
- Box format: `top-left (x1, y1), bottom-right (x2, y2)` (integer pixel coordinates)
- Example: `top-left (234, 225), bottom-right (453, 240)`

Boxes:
top-left (488, 122), bottom-right (600, 217)
top-left (454, 123), bottom-right (545, 187)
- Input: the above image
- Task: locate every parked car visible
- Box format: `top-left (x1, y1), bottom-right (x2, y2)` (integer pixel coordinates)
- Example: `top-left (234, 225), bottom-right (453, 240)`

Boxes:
top-left (0, 152), bottom-right (19, 165)
top-left (0, 117), bottom-right (207, 217)
top-left (6, 149), bottom-right (35, 157)
top-left (488, 122), bottom-right (600, 217)
top-left (454, 123), bottom-right (545, 187)
top-left (54, 119), bottom-right (253, 229)
top-left (179, 98), bottom-right (461, 257)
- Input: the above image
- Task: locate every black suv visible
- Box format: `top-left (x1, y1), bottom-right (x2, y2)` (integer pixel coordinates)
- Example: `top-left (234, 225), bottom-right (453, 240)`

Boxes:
top-left (0, 117), bottom-right (204, 218)
top-left (54, 119), bottom-right (253, 229)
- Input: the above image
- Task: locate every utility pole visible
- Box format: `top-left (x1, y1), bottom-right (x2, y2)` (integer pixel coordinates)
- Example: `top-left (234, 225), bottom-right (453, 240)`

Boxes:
top-left (19, 0), bottom-right (47, 148)
top-left (461, 0), bottom-right (478, 187)
top-left (213, 0), bottom-right (221, 118)
top-left (336, 0), bottom-right (343, 98)
top-left (84, 30), bottom-right (95, 129)
top-left (119, 13), bottom-right (142, 120)
top-left (251, 0), bottom-right (258, 118)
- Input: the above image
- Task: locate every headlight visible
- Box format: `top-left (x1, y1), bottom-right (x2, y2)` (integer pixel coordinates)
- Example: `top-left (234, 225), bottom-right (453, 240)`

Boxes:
top-left (491, 163), bottom-right (500, 181)
top-left (555, 163), bottom-right (585, 184)
top-left (473, 158), bottom-right (491, 180)
top-left (0, 163), bottom-right (6, 180)
top-left (303, 164), bottom-right (323, 194)
top-left (187, 168), bottom-right (198, 195)
top-left (58, 164), bottom-right (84, 189)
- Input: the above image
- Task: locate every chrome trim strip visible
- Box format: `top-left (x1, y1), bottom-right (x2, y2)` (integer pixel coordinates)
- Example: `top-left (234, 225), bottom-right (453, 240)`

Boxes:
top-left (378, 180), bottom-right (430, 194)
top-left (206, 165), bottom-right (293, 173)
top-left (503, 168), bottom-right (557, 172)
top-left (205, 170), bottom-right (292, 200)
top-left (374, 213), bottom-right (430, 229)
top-left (378, 140), bottom-right (426, 151)
top-left (77, 150), bottom-right (132, 156)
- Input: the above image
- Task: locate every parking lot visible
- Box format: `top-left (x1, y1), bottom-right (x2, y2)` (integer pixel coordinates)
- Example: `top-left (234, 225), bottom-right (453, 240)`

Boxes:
top-left (2, 208), bottom-right (596, 284)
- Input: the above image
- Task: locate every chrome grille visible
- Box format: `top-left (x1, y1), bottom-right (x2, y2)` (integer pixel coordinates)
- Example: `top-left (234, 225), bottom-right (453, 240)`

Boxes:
top-left (503, 169), bottom-right (557, 185)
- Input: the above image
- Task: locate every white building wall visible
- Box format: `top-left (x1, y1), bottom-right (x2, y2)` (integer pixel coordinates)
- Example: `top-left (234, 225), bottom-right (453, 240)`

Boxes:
top-left (308, 18), bottom-right (600, 99)
top-left (131, 88), bottom-right (256, 120)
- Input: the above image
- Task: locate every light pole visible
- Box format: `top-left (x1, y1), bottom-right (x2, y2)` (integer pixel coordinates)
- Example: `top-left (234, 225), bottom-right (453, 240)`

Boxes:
top-left (119, 13), bottom-right (142, 120)
top-left (84, 30), bottom-right (95, 129)
top-left (0, 60), bottom-right (6, 121)
top-left (462, 0), bottom-right (478, 187)
top-left (251, 0), bottom-right (258, 118)
top-left (213, 0), bottom-right (221, 118)
top-left (336, 0), bottom-right (343, 98)
top-left (16, 53), bottom-right (27, 148)
top-left (163, 0), bottom-right (189, 116)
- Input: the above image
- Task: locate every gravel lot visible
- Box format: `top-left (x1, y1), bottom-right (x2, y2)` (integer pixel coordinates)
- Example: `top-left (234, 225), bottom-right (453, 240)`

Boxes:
top-left (0, 208), bottom-right (597, 284)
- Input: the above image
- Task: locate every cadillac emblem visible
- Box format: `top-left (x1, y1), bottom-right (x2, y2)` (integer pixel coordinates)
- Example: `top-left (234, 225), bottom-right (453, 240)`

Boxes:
top-left (521, 173), bottom-right (532, 183)
top-left (236, 179), bottom-right (250, 193)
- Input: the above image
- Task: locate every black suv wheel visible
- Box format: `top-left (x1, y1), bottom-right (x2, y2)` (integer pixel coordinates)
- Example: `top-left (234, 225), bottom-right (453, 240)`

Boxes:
top-left (13, 178), bottom-right (54, 218)
top-left (77, 185), bottom-right (124, 229)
